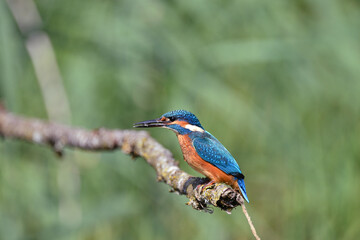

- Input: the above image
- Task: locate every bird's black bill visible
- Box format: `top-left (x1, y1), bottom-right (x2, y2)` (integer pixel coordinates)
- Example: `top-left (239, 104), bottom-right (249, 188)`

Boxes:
top-left (133, 118), bottom-right (169, 128)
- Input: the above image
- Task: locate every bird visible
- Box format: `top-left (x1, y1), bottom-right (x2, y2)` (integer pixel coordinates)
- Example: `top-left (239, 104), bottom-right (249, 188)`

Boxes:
top-left (133, 110), bottom-right (249, 203)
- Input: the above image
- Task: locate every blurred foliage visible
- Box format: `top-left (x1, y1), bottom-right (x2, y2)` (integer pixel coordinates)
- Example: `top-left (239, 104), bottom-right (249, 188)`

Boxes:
top-left (1, 0), bottom-right (360, 239)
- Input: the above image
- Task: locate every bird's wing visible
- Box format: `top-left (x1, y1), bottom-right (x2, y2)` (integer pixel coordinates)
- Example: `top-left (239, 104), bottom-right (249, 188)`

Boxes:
top-left (192, 135), bottom-right (244, 179)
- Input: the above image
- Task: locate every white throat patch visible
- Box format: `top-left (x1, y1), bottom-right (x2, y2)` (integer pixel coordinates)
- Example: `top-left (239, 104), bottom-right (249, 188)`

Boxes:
top-left (184, 124), bottom-right (204, 132)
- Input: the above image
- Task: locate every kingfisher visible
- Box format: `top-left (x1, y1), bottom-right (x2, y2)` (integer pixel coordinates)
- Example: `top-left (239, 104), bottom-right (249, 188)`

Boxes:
top-left (133, 110), bottom-right (249, 203)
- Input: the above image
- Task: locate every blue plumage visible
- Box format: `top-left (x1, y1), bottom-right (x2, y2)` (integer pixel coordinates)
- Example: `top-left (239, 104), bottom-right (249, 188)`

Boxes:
top-left (163, 110), bottom-right (204, 129)
top-left (191, 132), bottom-right (242, 175)
top-left (237, 179), bottom-right (249, 203)
top-left (167, 124), bottom-right (192, 135)
top-left (191, 131), bottom-right (249, 202)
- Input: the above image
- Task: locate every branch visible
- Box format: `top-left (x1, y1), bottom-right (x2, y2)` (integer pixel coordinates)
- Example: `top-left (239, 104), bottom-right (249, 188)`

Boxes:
top-left (0, 108), bottom-right (244, 213)
top-left (0, 108), bottom-right (261, 239)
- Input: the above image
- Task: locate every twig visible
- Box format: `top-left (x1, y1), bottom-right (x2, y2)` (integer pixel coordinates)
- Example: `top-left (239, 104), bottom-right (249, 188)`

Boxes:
top-left (0, 109), bottom-right (260, 238)
top-left (241, 196), bottom-right (261, 240)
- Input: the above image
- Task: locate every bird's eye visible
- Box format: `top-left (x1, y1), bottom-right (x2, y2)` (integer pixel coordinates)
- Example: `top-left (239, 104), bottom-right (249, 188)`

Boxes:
top-left (168, 117), bottom-right (176, 122)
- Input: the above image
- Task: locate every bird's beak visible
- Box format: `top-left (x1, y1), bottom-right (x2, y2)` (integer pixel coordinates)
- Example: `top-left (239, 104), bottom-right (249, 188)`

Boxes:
top-left (133, 118), bottom-right (169, 128)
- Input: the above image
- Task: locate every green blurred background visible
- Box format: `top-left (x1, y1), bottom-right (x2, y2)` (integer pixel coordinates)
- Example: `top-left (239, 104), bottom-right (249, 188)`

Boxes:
top-left (1, 0), bottom-right (360, 239)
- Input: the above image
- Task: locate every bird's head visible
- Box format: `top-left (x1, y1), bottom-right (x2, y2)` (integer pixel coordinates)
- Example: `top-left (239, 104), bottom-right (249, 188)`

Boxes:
top-left (133, 110), bottom-right (204, 135)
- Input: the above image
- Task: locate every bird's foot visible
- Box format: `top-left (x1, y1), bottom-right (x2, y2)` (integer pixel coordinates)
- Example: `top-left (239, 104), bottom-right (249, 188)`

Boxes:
top-left (196, 180), bottom-right (215, 193)
top-left (203, 180), bottom-right (215, 188)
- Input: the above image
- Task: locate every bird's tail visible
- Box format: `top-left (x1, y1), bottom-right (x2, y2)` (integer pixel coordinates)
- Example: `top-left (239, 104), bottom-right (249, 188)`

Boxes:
top-left (237, 178), bottom-right (249, 203)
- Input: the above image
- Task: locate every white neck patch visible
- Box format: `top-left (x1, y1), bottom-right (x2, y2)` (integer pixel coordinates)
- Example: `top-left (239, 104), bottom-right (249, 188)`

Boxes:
top-left (184, 124), bottom-right (204, 133)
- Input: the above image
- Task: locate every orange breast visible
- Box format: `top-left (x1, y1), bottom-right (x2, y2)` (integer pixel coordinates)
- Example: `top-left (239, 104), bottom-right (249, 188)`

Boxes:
top-left (177, 134), bottom-right (238, 190)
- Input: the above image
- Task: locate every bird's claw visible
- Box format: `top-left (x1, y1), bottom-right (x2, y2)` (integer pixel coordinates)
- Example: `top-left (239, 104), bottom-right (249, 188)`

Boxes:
top-left (195, 180), bottom-right (215, 193)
